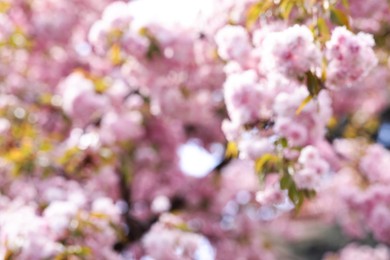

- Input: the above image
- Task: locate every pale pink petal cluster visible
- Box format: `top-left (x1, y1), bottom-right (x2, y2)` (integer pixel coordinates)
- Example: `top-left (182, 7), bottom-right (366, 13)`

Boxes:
top-left (326, 27), bottom-right (378, 88)
top-left (324, 243), bottom-right (390, 260)
top-left (215, 25), bottom-right (251, 62)
top-left (294, 146), bottom-right (330, 190)
top-left (261, 25), bottom-right (321, 76)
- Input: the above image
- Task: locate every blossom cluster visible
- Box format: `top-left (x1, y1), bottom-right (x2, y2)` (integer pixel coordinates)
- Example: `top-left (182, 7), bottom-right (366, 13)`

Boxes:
top-left (0, 0), bottom-right (389, 259)
top-left (217, 20), bottom-right (378, 208)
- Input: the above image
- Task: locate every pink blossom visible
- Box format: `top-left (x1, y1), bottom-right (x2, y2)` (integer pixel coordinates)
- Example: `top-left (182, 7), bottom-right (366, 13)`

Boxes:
top-left (215, 25), bottom-right (251, 62)
top-left (224, 70), bottom-right (262, 125)
top-left (326, 27), bottom-right (378, 88)
top-left (324, 243), bottom-right (390, 260)
top-left (261, 25), bottom-right (321, 76)
top-left (360, 144), bottom-right (390, 183)
top-left (60, 73), bottom-right (108, 126)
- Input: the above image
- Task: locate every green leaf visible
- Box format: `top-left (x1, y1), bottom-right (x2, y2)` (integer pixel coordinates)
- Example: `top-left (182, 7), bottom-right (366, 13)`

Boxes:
top-left (225, 141), bottom-right (239, 158)
top-left (302, 189), bottom-right (317, 199)
top-left (120, 157), bottom-right (133, 184)
top-left (279, 173), bottom-right (307, 211)
top-left (146, 40), bottom-right (161, 60)
top-left (93, 77), bottom-right (109, 93)
top-left (341, 0), bottom-right (349, 9)
top-left (280, 0), bottom-right (295, 20)
top-left (280, 173), bottom-right (293, 190)
top-left (9, 30), bottom-right (28, 48)
top-left (274, 137), bottom-right (288, 148)
top-left (69, 246), bottom-right (91, 256)
top-left (4, 250), bottom-right (14, 260)
top-left (176, 223), bottom-right (192, 232)
top-left (294, 190), bottom-right (305, 211)
top-left (255, 153), bottom-right (279, 174)
top-left (296, 95), bottom-right (312, 115)
top-left (246, 0), bottom-right (273, 28)
top-left (330, 7), bottom-right (350, 28)
top-left (109, 43), bottom-right (122, 65)
top-left (321, 58), bottom-right (327, 82)
top-left (287, 185), bottom-right (299, 203)
top-left (305, 71), bottom-right (322, 97)
top-left (55, 246), bottom-right (92, 260)
top-left (280, 175), bottom-right (318, 212)
top-left (317, 17), bottom-right (330, 42)
top-left (139, 27), bottom-right (161, 60)
top-left (0, 2), bottom-right (10, 13)
top-left (294, 189), bottom-right (317, 213)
